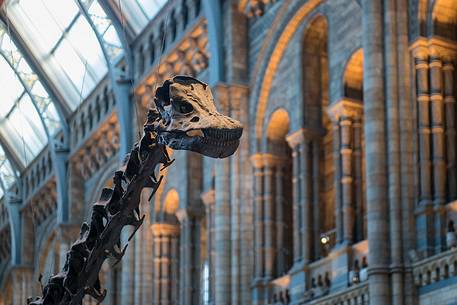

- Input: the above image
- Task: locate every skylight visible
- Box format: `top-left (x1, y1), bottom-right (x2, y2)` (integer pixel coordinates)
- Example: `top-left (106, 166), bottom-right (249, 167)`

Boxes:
top-left (113, 0), bottom-right (168, 34)
top-left (0, 23), bottom-right (61, 167)
top-left (4, 0), bottom-right (122, 110)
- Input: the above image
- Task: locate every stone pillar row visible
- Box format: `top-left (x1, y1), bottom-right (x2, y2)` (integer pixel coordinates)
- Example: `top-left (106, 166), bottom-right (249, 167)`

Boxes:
top-left (250, 153), bottom-right (291, 304)
top-left (251, 154), bottom-right (290, 279)
top-left (151, 223), bottom-right (180, 305)
top-left (286, 128), bottom-right (321, 265)
top-left (413, 45), bottom-right (457, 255)
top-left (328, 99), bottom-right (364, 246)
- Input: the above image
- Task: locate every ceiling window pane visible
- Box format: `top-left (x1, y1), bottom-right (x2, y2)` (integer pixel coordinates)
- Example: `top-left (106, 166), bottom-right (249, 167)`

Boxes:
top-left (0, 146), bottom-right (17, 191)
top-left (5, 0), bottom-right (110, 109)
top-left (0, 26), bottom-right (63, 167)
top-left (86, 1), bottom-right (123, 60)
top-left (0, 58), bottom-right (23, 116)
top-left (0, 22), bottom-right (62, 136)
top-left (67, 17), bottom-right (107, 80)
top-left (1, 95), bottom-right (47, 165)
top-left (113, 0), bottom-right (168, 33)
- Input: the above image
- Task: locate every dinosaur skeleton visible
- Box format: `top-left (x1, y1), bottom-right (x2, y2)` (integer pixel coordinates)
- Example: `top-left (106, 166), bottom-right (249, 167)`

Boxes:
top-left (27, 76), bottom-right (243, 305)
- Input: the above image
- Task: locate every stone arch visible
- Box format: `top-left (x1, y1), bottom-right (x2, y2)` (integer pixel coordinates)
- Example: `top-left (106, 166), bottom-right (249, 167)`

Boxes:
top-left (36, 230), bottom-right (59, 285)
top-left (250, 0), bottom-right (323, 142)
top-left (163, 188), bottom-right (179, 214)
top-left (418, 0), bottom-right (429, 35)
top-left (342, 48), bottom-right (364, 100)
top-left (155, 188), bottom-right (180, 224)
top-left (431, 0), bottom-right (457, 40)
top-left (302, 14), bottom-right (329, 129)
top-left (265, 108), bottom-right (290, 153)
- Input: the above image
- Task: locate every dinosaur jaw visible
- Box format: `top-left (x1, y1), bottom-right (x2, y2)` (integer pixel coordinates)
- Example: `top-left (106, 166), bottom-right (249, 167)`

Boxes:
top-left (158, 126), bottom-right (243, 158)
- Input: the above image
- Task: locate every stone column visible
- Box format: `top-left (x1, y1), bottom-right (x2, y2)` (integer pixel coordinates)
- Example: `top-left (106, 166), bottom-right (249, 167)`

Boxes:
top-left (250, 154), bottom-right (267, 305)
top-left (328, 99), bottom-right (363, 246)
top-left (214, 156), bottom-right (231, 304)
top-left (251, 154), bottom-right (265, 280)
top-left (299, 140), bottom-right (312, 263)
top-left (414, 47), bottom-right (434, 256)
top-left (429, 50), bottom-right (447, 252)
top-left (177, 207), bottom-right (204, 305)
top-left (312, 140), bottom-right (322, 259)
top-left (121, 227), bottom-right (136, 305)
top-left (288, 144), bottom-right (302, 263)
top-left (362, 0), bottom-right (391, 303)
top-left (263, 155), bottom-right (276, 279)
top-left (443, 58), bottom-right (457, 200)
top-left (275, 163), bottom-right (285, 275)
top-left (151, 223), bottom-right (180, 305)
top-left (332, 120), bottom-right (343, 245)
top-left (202, 190), bottom-right (216, 305)
top-left (11, 266), bottom-right (33, 305)
top-left (352, 117), bottom-right (364, 241)
top-left (134, 190), bottom-right (153, 305)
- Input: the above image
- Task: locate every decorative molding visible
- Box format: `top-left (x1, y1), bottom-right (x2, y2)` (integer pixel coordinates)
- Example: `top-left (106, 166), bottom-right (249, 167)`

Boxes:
top-left (150, 223), bottom-right (180, 236)
top-left (247, 0), bottom-right (280, 18)
top-left (410, 36), bottom-right (457, 59)
top-left (250, 152), bottom-right (285, 168)
top-left (412, 248), bottom-right (457, 287)
top-left (135, 19), bottom-right (209, 112)
top-left (23, 179), bottom-right (57, 227)
top-left (327, 99), bottom-right (363, 122)
top-left (286, 128), bottom-right (323, 148)
top-left (71, 113), bottom-right (120, 180)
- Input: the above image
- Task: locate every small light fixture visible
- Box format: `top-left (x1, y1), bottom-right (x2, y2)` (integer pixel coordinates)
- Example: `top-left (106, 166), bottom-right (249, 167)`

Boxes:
top-left (320, 235), bottom-right (330, 245)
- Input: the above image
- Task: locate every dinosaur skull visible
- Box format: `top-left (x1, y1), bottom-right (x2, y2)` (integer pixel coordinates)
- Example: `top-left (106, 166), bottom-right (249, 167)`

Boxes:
top-left (154, 76), bottom-right (243, 158)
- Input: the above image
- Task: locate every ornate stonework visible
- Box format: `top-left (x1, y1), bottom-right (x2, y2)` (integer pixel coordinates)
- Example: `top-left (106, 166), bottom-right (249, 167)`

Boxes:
top-left (248, 0), bottom-right (280, 17)
top-left (135, 20), bottom-right (209, 113)
top-left (25, 180), bottom-right (57, 227)
top-left (71, 113), bottom-right (120, 180)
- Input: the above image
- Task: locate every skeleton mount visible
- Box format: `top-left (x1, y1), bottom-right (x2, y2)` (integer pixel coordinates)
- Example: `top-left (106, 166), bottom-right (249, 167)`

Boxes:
top-left (27, 76), bottom-right (242, 305)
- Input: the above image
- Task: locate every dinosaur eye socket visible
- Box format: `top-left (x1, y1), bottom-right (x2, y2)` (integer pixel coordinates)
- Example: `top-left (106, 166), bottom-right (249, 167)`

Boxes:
top-left (172, 99), bottom-right (194, 114)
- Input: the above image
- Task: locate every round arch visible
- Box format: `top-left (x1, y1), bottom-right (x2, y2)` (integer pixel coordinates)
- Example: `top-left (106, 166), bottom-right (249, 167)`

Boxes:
top-left (249, 0), bottom-right (323, 144)
top-left (342, 48), bottom-right (364, 100)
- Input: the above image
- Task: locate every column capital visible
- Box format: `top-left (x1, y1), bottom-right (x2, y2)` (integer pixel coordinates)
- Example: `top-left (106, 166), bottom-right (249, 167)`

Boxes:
top-left (410, 37), bottom-right (457, 60)
top-left (327, 98), bottom-right (363, 122)
top-left (250, 153), bottom-right (285, 168)
top-left (201, 189), bottom-right (216, 207)
top-left (176, 206), bottom-right (204, 222)
top-left (150, 223), bottom-right (180, 236)
top-left (286, 128), bottom-right (322, 148)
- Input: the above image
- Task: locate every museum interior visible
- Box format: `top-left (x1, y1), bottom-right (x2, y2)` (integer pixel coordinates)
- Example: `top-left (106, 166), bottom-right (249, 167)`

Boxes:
top-left (0, 0), bottom-right (456, 304)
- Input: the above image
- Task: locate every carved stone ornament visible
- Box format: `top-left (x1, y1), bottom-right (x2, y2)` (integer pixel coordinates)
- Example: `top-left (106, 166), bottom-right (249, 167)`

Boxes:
top-left (27, 76), bottom-right (243, 305)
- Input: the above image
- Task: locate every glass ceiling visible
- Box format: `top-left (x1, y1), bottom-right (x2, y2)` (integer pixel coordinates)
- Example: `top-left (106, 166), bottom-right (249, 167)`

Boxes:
top-left (4, 0), bottom-right (122, 110)
top-left (0, 0), bottom-right (166, 195)
top-left (114, 0), bottom-right (168, 34)
top-left (0, 23), bottom-right (61, 167)
top-left (0, 146), bottom-right (17, 199)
